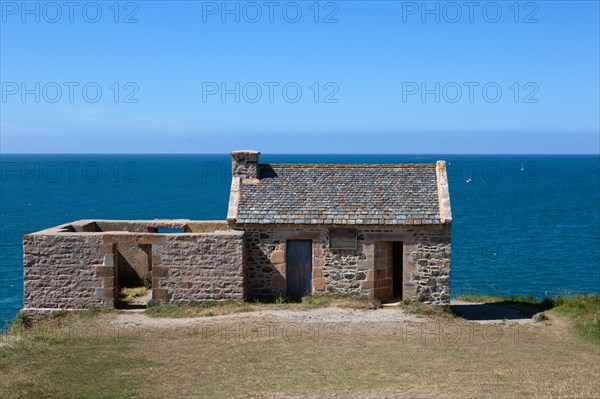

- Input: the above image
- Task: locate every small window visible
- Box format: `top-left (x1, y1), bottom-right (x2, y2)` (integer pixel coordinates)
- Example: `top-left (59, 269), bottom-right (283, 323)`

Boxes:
top-left (330, 229), bottom-right (357, 250)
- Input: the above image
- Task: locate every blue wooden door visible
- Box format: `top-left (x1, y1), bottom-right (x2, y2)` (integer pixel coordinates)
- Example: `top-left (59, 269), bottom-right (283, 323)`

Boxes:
top-left (286, 240), bottom-right (312, 300)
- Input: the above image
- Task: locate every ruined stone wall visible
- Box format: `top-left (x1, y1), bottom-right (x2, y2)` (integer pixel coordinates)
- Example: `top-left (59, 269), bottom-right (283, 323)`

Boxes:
top-left (23, 233), bottom-right (107, 312)
top-left (153, 232), bottom-right (245, 303)
top-left (23, 221), bottom-right (247, 314)
top-left (239, 225), bottom-right (451, 304)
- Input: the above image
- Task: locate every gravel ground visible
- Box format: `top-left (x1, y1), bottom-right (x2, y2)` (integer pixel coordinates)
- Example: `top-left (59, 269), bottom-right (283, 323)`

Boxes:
top-left (109, 299), bottom-right (540, 331)
top-left (109, 307), bottom-right (429, 330)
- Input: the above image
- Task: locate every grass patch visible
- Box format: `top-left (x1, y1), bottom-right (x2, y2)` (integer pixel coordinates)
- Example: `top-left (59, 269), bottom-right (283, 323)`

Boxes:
top-left (301, 293), bottom-right (332, 307)
top-left (145, 294), bottom-right (380, 318)
top-left (455, 293), bottom-right (547, 305)
top-left (551, 294), bottom-right (600, 341)
top-left (3, 299), bottom-right (600, 399)
top-left (0, 316), bottom-right (155, 399)
top-left (456, 293), bottom-right (600, 341)
top-left (2, 308), bottom-right (115, 347)
top-left (301, 292), bottom-right (380, 309)
top-left (274, 295), bottom-right (289, 305)
top-left (9, 314), bottom-right (32, 334)
top-left (49, 310), bottom-right (69, 320)
top-left (145, 299), bottom-right (249, 318)
top-left (303, 293), bottom-right (381, 309)
top-left (81, 307), bottom-right (107, 319)
top-left (118, 287), bottom-right (148, 307)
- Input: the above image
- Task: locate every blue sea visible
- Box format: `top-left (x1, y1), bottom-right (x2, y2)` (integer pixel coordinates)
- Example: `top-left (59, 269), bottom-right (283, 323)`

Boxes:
top-left (1, 154), bottom-right (599, 328)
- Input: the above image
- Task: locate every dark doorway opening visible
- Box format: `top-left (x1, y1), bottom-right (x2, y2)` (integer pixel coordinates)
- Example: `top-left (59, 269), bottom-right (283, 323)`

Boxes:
top-left (114, 243), bottom-right (153, 309)
top-left (286, 240), bottom-right (313, 301)
top-left (392, 241), bottom-right (403, 298)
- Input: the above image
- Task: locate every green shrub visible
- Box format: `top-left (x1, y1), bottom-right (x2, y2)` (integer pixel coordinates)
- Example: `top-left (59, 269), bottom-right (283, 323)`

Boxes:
top-left (274, 295), bottom-right (289, 305)
top-left (142, 274), bottom-right (152, 289)
top-left (118, 287), bottom-right (148, 307)
top-left (301, 293), bottom-right (331, 307)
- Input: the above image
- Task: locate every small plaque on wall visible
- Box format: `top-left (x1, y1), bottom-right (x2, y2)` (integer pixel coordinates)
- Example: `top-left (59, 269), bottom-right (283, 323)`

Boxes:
top-left (330, 228), bottom-right (357, 250)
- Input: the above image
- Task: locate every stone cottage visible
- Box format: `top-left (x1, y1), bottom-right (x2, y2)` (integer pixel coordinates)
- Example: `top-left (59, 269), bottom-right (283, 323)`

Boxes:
top-left (22, 150), bottom-right (451, 315)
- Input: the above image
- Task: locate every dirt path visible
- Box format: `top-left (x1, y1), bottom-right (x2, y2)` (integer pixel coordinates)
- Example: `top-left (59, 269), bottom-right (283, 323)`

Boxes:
top-left (110, 300), bottom-right (539, 330)
top-left (110, 307), bottom-right (429, 329)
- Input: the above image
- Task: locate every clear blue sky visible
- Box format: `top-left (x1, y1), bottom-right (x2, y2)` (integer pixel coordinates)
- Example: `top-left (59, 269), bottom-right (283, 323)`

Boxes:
top-left (1, 0), bottom-right (598, 153)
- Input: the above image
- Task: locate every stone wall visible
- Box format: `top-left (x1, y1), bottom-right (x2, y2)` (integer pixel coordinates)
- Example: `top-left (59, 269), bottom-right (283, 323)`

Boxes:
top-left (23, 220), bottom-right (246, 314)
top-left (407, 227), bottom-right (451, 304)
top-left (364, 226), bottom-right (451, 304)
top-left (23, 233), bottom-right (107, 313)
top-left (238, 225), bottom-right (451, 304)
top-left (242, 227), bottom-right (372, 300)
top-left (22, 219), bottom-right (450, 313)
top-left (153, 232), bottom-right (245, 303)
top-left (320, 237), bottom-right (368, 297)
top-left (242, 228), bottom-right (329, 300)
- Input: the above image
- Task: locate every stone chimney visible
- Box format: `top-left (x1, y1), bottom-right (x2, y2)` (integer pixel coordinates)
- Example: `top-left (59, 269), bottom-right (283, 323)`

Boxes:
top-left (231, 150), bottom-right (260, 180)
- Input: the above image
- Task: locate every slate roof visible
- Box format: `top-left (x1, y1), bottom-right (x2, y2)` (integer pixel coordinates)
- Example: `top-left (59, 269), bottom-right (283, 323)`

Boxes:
top-left (233, 163), bottom-right (446, 226)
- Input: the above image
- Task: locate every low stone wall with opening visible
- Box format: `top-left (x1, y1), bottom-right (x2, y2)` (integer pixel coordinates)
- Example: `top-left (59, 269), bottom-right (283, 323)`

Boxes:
top-left (23, 220), bottom-right (245, 314)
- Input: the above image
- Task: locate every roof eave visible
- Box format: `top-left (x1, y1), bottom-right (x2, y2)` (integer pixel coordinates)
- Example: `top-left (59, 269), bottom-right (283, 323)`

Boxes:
top-left (232, 222), bottom-right (445, 229)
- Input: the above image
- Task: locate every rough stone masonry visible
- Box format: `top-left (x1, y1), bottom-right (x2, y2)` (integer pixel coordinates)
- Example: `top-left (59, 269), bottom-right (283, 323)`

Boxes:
top-left (22, 151), bottom-right (451, 315)
top-left (23, 220), bottom-right (245, 315)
